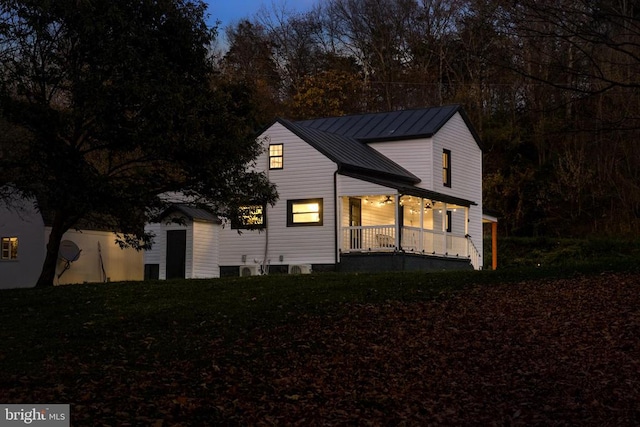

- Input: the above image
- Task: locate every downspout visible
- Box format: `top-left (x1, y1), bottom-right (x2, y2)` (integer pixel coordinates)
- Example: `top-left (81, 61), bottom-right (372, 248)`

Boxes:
top-left (334, 169), bottom-right (339, 269)
top-left (262, 204), bottom-right (269, 275)
top-left (262, 141), bottom-right (271, 275)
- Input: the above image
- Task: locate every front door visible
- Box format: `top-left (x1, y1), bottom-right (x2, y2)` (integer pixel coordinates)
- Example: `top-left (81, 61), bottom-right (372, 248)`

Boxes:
top-left (349, 198), bottom-right (362, 250)
top-left (166, 230), bottom-right (186, 279)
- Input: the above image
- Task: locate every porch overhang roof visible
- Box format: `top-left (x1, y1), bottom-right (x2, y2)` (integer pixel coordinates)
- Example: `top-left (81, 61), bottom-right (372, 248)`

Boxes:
top-left (340, 171), bottom-right (477, 207)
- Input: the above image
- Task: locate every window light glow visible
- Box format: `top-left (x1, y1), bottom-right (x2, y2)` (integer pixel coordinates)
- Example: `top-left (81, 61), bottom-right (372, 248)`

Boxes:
top-left (1, 237), bottom-right (18, 260)
top-left (269, 144), bottom-right (283, 169)
top-left (288, 199), bottom-right (323, 226)
top-left (239, 205), bottom-right (264, 226)
top-left (292, 202), bottom-right (319, 213)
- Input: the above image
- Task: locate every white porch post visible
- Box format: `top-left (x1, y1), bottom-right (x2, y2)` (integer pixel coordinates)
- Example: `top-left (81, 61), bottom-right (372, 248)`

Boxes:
top-left (394, 194), bottom-right (400, 249)
top-left (464, 206), bottom-right (469, 257)
top-left (419, 198), bottom-right (424, 252)
top-left (442, 202), bottom-right (447, 254)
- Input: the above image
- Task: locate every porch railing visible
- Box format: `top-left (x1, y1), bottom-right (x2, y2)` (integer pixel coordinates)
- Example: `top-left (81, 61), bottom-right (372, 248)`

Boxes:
top-left (342, 225), bottom-right (397, 252)
top-left (341, 225), bottom-right (481, 269)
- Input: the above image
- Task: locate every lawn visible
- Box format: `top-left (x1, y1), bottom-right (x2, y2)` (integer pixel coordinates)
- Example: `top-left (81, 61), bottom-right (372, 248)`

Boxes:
top-left (1, 262), bottom-right (639, 425)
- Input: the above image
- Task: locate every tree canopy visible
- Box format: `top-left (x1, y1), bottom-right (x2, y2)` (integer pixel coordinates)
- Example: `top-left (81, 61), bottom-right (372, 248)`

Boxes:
top-left (218, 0), bottom-right (640, 237)
top-left (0, 0), bottom-right (277, 286)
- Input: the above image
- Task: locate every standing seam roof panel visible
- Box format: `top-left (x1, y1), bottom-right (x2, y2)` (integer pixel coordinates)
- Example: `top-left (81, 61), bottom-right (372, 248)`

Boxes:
top-left (297, 105), bottom-right (462, 141)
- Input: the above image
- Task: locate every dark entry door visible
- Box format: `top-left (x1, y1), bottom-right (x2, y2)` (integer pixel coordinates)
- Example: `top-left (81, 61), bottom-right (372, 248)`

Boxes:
top-left (349, 198), bottom-right (362, 250)
top-left (166, 230), bottom-right (186, 279)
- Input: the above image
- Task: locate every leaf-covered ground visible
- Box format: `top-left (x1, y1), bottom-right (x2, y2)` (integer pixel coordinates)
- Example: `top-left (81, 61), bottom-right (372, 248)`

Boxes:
top-left (2, 272), bottom-right (639, 425)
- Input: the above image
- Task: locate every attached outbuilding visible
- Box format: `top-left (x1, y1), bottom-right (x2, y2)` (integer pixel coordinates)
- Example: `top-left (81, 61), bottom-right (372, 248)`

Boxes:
top-left (143, 204), bottom-right (221, 280)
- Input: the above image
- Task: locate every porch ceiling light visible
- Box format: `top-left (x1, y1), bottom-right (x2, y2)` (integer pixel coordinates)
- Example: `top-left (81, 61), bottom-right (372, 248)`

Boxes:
top-left (379, 195), bottom-right (393, 205)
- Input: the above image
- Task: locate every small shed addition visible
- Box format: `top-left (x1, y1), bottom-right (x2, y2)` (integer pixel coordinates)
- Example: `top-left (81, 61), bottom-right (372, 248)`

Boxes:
top-left (144, 204), bottom-right (221, 280)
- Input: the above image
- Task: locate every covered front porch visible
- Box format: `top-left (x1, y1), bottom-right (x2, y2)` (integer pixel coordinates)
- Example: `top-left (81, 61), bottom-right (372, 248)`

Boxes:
top-left (339, 194), bottom-right (481, 270)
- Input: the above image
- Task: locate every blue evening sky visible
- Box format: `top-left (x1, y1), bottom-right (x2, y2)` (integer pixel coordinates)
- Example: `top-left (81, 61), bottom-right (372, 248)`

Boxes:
top-left (204, 0), bottom-right (316, 28)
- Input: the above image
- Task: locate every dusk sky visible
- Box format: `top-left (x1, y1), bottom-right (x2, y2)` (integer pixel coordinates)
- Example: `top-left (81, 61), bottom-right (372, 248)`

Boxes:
top-left (204, 0), bottom-right (316, 28)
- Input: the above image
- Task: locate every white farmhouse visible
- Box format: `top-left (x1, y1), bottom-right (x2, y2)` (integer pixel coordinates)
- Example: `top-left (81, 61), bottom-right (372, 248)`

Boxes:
top-left (145, 105), bottom-right (495, 278)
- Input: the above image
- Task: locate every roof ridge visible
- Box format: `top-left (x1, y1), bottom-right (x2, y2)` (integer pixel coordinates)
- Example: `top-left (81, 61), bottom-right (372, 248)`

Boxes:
top-left (294, 104), bottom-right (462, 124)
top-left (276, 119), bottom-right (421, 184)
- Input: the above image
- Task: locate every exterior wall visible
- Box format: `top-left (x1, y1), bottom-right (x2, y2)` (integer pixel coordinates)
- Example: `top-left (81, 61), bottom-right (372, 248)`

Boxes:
top-left (144, 223), bottom-right (163, 268)
top-left (191, 220), bottom-right (219, 278)
top-left (219, 122), bottom-right (338, 271)
top-left (337, 174), bottom-right (396, 197)
top-left (367, 137), bottom-right (434, 189)
top-left (143, 215), bottom-right (202, 280)
top-left (1, 198), bottom-right (142, 288)
top-left (51, 228), bottom-right (144, 284)
top-left (0, 199), bottom-right (46, 289)
top-left (144, 217), bottom-right (189, 280)
top-left (432, 112), bottom-right (483, 263)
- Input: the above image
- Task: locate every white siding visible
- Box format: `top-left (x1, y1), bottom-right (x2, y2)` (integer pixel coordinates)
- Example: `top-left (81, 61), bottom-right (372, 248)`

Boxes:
top-left (144, 223), bottom-right (162, 266)
top-left (0, 199), bottom-right (46, 289)
top-left (337, 174), bottom-right (397, 197)
top-left (191, 220), bottom-right (219, 278)
top-left (52, 229), bottom-right (144, 284)
top-left (145, 219), bottom-right (218, 280)
top-left (368, 138), bottom-right (433, 189)
top-left (144, 216), bottom-right (191, 280)
top-left (219, 122), bottom-right (338, 268)
top-left (433, 112), bottom-right (483, 263)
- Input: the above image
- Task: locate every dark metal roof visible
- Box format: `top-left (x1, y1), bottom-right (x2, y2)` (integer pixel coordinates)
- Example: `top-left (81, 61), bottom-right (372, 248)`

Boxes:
top-left (264, 105), bottom-right (481, 206)
top-left (277, 119), bottom-right (420, 184)
top-left (156, 204), bottom-right (219, 223)
top-left (296, 104), bottom-right (482, 148)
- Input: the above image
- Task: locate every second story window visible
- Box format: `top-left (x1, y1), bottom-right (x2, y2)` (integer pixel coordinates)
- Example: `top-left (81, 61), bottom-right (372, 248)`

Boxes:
top-left (442, 149), bottom-right (451, 187)
top-left (269, 144), bottom-right (283, 169)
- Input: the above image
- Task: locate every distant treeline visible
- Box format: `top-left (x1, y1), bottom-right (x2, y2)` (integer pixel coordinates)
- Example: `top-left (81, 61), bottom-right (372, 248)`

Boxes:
top-left (214, 0), bottom-right (640, 237)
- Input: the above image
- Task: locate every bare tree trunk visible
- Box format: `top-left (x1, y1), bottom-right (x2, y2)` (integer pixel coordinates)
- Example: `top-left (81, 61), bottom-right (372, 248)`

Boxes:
top-left (35, 211), bottom-right (70, 287)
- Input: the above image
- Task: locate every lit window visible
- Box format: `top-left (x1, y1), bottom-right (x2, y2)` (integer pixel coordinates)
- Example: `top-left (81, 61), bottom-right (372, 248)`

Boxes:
top-left (269, 144), bottom-right (283, 169)
top-left (1, 237), bottom-right (18, 260)
top-left (287, 199), bottom-right (323, 226)
top-left (442, 149), bottom-right (451, 187)
top-left (232, 205), bottom-right (266, 229)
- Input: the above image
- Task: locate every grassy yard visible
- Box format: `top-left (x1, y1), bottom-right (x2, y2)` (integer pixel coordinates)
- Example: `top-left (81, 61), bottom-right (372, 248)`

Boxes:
top-left (1, 257), bottom-right (639, 425)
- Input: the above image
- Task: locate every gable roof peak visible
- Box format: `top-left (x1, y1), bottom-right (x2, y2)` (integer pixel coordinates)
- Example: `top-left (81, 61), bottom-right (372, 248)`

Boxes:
top-left (294, 104), bottom-right (482, 149)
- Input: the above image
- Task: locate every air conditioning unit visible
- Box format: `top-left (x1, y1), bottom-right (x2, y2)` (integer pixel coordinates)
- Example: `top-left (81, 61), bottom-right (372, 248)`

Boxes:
top-left (239, 265), bottom-right (260, 277)
top-left (288, 264), bottom-right (312, 275)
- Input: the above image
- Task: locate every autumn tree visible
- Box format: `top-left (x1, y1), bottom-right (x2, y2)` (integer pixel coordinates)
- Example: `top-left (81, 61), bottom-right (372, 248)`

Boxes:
top-left (496, 0), bottom-right (640, 233)
top-left (327, 0), bottom-right (422, 111)
top-left (0, 0), bottom-right (277, 287)
top-left (215, 0), bottom-right (639, 235)
top-left (218, 19), bottom-right (284, 123)
top-left (289, 68), bottom-right (364, 119)
top-left (257, 7), bottom-right (327, 98)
